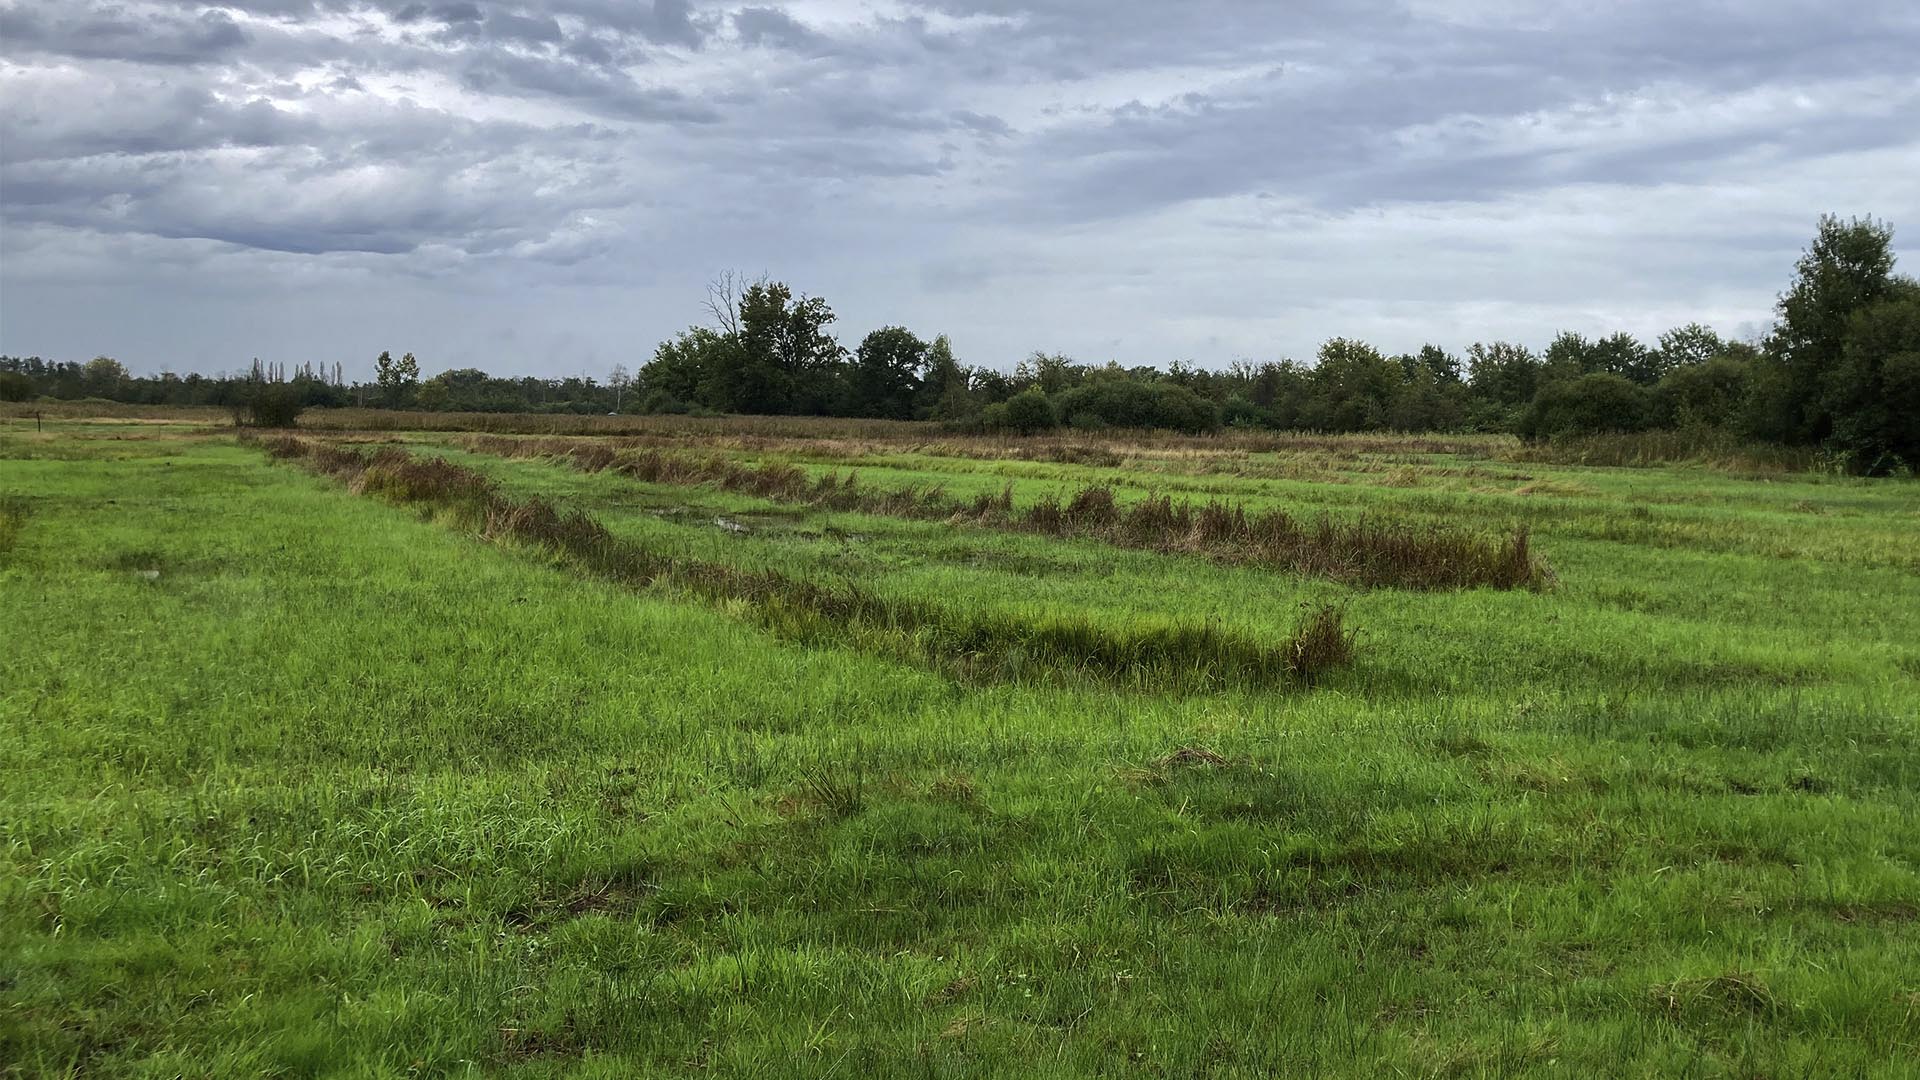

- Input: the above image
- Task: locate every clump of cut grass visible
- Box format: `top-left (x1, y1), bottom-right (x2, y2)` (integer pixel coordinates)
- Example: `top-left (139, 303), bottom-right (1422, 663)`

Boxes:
top-left (259, 437), bottom-right (1354, 690)
top-left (1650, 971), bottom-right (1784, 1024)
top-left (462, 435), bottom-right (1553, 590)
top-left (1153, 746), bottom-right (1233, 769)
top-left (0, 497), bottom-right (28, 559)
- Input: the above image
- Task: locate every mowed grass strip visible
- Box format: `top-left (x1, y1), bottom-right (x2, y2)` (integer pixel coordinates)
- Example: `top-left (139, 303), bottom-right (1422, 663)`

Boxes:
top-left (262, 436), bottom-right (1354, 689)
top-left (462, 435), bottom-right (1551, 590)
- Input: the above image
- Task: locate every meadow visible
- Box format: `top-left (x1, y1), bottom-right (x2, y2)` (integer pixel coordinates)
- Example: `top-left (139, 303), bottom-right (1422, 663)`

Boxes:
top-left (2, 411), bottom-right (1917, 1077)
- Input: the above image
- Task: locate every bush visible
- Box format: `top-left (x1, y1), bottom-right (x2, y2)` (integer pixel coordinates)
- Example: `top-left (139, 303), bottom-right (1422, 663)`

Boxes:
top-left (641, 390), bottom-right (693, 415)
top-left (1518, 373), bottom-right (1653, 440)
top-left (244, 384), bottom-right (305, 428)
top-left (0, 372), bottom-right (33, 402)
top-left (1052, 379), bottom-right (1220, 434)
top-left (1654, 355), bottom-right (1750, 428)
top-left (1000, 389), bottom-right (1057, 435)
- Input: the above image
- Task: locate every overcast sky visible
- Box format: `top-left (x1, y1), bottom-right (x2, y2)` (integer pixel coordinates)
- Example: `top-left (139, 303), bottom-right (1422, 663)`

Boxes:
top-left (2, 0), bottom-right (1917, 379)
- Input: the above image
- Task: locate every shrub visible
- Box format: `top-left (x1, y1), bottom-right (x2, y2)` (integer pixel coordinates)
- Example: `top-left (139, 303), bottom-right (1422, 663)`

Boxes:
top-left (1052, 379), bottom-right (1220, 434)
top-left (1000, 389), bottom-right (1057, 435)
top-left (1654, 355), bottom-right (1751, 428)
top-left (641, 390), bottom-right (692, 415)
top-left (244, 384), bottom-right (306, 428)
top-left (1518, 373), bottom-right (1653, 440)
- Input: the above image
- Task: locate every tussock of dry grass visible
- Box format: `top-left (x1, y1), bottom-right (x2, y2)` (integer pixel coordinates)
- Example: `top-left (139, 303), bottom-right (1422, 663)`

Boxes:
top-left (464, 435), bottom-right (1552, 591)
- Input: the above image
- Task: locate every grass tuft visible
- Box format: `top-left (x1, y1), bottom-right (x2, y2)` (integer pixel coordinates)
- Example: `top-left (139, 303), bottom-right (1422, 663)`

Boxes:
top-left (1283, 604), bottom-right (1357, 682)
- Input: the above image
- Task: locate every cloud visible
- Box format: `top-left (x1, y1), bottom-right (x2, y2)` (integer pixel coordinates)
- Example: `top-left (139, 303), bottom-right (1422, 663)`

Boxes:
top-left (0, 0), bottom-right (1916, 376)
top-left (0, 3), bottom-right (248, 65)
top-left (732, 6), bottom-right (827, 52)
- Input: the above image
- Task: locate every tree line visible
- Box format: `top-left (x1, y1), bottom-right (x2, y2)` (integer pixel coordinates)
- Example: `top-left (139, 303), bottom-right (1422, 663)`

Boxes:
top-left (3, 215), bottom-right (1914, 472)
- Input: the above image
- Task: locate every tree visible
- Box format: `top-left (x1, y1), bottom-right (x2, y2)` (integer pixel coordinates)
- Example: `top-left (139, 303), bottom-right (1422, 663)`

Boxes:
top-left (1301, 338), bottom-right (1398, 432)
top-left (918, 334), bottom-right (975, 420)
top-left (1466, 342), bottom-right (1540, 414)
top-left (1758, 215), bottom-right (1902, 443)
top-left (641, 328), bottom-right (728, 409)
top-left (1014, 352), bottom-right (1078, 395)
top-left (1825, 289), bottom-right (1920, 472)
top-left (1657, 323), bottom-right (1726, 370)
top-left (1414, 344), bottom-right (1462, 383)
top-left (1390, 364), bottom-right (1468, 431)
top-left (1248, 360), bottom-right (1310, 426)
top-left (1541, 332), bottom-right (1598, 383)
top-left (1591, 332), bottom-right (1661, 385)
top-left (696, 279), bottom-right (846, 414)
top-left (82, 356), bottom-right (129, 398)
top-left (850, 326), bottom-right (927, 419)
top-left (375, 350), bottom-right (420, 408)
top-left (0, 371), bottom-right (32, 402)
top-left (608, 364), bottom-right (631, 413)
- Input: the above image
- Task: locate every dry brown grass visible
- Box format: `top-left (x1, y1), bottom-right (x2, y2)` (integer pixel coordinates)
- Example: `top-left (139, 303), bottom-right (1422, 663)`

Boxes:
top-left (303, 409), bottom-right (928, 439)
top-left (254, 436), bottom-right (1358, 688)
top-left (0, 402), bottom-right (230, 424)
top-left (1503, 429), bottom-right (1824, 473)
top-left (463, 435), bottom-right (1553, 590)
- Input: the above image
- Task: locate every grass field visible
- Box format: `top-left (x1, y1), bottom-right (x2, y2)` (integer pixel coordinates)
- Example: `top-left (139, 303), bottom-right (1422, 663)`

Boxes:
top-left (3, 414), bottom-right (1918, 1077)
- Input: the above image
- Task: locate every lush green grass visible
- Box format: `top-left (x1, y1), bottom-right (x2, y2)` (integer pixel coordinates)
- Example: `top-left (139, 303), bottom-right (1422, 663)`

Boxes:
top-left (3, 419), bottom-right (1918, 1077)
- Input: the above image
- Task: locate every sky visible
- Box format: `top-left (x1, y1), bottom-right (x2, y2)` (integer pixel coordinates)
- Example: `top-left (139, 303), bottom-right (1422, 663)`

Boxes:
top-left (2, 0), bottom-right (1917, 380)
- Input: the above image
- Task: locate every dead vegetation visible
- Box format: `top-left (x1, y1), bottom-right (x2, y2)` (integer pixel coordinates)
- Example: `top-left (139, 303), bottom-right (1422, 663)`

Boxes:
top-left (462, 435), bottom-right (1553, 590)
top-left (1503, 429), bottom-right (1824, 473)
top-left (256, 435), bottom-right (1356, 689)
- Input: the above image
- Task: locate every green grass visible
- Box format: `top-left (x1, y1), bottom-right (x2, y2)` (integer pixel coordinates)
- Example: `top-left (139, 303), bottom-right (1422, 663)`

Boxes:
top-left (3, 419), bottom-right (1918, 1077)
